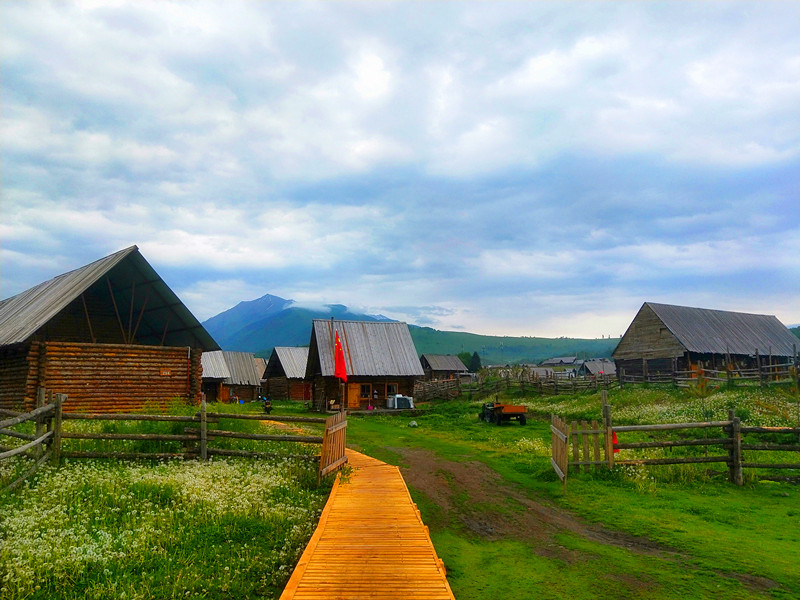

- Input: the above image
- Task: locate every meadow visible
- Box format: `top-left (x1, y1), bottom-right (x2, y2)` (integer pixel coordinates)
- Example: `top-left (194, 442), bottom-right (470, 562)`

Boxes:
top-left (2, 386), bottom-right (798, 599)
top-left (0, 403), bottom-right (332, 600)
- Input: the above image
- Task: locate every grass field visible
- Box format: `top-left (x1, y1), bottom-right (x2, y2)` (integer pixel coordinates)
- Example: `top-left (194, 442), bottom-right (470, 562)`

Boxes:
top-left (0, 402), bottom-right (331, 600)
top-left (347, 385), bottom-right (800, 600)
top-left (2, 387), bottom-right (798, 599)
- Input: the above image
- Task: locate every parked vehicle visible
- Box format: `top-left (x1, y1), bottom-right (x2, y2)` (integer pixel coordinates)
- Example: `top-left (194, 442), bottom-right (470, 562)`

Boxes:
top-left (479, 401), bottom-right (527, 425)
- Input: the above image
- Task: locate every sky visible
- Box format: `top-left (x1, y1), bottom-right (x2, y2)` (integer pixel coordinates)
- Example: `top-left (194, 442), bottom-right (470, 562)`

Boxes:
top-left (2, 1), bottom-right (799, 338)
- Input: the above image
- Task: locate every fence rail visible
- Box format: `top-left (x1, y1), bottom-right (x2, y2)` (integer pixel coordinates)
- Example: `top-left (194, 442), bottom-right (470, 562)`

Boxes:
top-left (2, 391), bottom-right (349, 493)
top-left (551, 391), bottom-right (800, 488)
top-left (465, 374), bottom-right (618, 400)
top-left (0, 388), bottom-right (64, 492)
top-left (620, 361), bottom-right (799, 389)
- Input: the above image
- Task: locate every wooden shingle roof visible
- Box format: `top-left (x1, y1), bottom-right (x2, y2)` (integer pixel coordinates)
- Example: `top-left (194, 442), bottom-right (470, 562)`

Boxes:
top-left (641, 302), bottom-right (796, 356)
top-left (0, 246), bottom-right (219, 350)
top-left (421, 354), bottom-right (468, 372)
top-left (308, 319), bottom-right (424, 378)
top-left (265, 347), bottom-right (309, 379)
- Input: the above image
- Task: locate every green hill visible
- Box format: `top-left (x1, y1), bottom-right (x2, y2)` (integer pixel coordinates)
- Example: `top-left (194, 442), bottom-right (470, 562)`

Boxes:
top-left (408, 326), bottom-right (618, 365)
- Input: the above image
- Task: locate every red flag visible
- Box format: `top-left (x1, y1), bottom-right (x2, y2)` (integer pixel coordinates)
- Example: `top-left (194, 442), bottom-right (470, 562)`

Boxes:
top-left (334, 331), bottom-right (347, 382)
top-left (612, 430), bottom-right (620, 453)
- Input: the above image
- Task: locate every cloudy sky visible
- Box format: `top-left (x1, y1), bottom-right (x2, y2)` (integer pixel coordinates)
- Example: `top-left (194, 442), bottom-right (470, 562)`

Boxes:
top-left (2, 1), bottom-right (799, 338)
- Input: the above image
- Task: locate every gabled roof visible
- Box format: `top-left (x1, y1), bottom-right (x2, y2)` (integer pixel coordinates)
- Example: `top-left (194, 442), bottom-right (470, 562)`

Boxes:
top-left (253, 357), bottom-right (268, 380)
top-left (201, 350), bottom-right (262, 386)
top-left (308, 319), bottom-right (424, 378)
top-left (265, 347), bottom-right (309, 379)
top-left (541, 356), bottom-right (577, 366)
top-left (201, 350), bottom-right (232, 380)
top-left (0, 245), bottom-right (219, 350)
top-left (421, 354), bottom-right (468, 372)
top-left (646, 302), bottom-right (797, 356)
top-left (581, 359), bottom-right (616, 376)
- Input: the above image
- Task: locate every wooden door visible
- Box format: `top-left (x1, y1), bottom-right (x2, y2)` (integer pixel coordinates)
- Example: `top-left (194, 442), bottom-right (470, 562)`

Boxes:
top-left (347, 383), bottom-right (361, 409)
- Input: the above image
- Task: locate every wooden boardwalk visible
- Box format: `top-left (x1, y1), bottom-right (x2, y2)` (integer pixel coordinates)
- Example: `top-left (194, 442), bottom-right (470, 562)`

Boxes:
top-left (280, 450), bottom-right (455, 599)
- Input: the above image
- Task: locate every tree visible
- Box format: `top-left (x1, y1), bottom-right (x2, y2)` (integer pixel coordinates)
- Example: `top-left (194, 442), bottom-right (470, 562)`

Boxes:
top-left (468, 351), bottom-right (482, 372)
top-left (457, 351), bottom-right (472, 367)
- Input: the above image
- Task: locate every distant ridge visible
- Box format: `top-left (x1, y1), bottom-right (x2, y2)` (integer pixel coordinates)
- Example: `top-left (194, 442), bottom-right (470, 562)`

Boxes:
top-left (202, 293), bottom-right (621, 363)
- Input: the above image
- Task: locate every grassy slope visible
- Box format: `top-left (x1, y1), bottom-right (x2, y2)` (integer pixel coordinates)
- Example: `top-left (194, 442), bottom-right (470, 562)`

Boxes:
top-left (347, 387), bottom-right (800, 600)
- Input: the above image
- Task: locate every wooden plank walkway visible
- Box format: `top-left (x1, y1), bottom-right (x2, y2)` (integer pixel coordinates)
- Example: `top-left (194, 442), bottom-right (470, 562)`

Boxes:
top-left (280, 450), bottom-right (455, 599)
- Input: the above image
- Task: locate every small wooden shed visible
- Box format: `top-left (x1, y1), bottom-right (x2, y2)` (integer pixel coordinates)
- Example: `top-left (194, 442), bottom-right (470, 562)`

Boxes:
top-left (420, 354), bottom-right (468, 380)
top-left (305, 319), bottom-right (424, 411)
top-left (263, 347), bottom-right (311, 401)
top-left (576, 359), bottom-right (616, 377)
top-left (613, 302), bottom-right (799, 376)
top-left (201, 350), bottom-right (263, 403)
top-left (0, 246), bottom-right (219, 412)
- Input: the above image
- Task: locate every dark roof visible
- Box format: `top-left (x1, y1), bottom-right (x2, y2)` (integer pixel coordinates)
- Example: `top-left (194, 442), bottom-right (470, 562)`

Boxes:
top-left (201, 350), bottom-right (262, 386)
top-left (421, 354), bottom-right (468, 372)
top-left (308, 319), bottom-right (424, 378)
top-left (540, 356), bottom-right (577, 366)
top-left (581, 359), bottom-right (617, 376)
top-left (0, 246), bottom-right (219, 350)
top-left (647, 302), bottom-right (797, 356)
top-left (264, 347), bottom-right (309, 379)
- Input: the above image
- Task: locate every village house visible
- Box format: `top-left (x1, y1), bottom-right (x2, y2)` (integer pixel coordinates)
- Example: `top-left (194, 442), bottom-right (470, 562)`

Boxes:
top-left (576, 358), bottom-right (617, 378)
top-left (0, 246), bottom-right (219, 412)
top-left (419, 354), bottom-right (469, 380)
top-left (613, 302), bottom-right (798, 377)
top-left (201, 350), bottom-right (263, 403)
top-left (263, 346), bottom-right (311, 402)
top-left (540, 356), bottom-right (577, 367)
top-left (305, 319), bottom-right (424, 411)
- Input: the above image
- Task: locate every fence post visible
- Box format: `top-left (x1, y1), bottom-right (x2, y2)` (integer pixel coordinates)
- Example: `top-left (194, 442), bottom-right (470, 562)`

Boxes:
top-left (619, 367), bottom-right (625, 389)
top-left (200, 394), bottom-right (208, 460)
top-left (727, 409), bottom-right (743, 486)
top-left (51, 394), bottom-right (64, 466)
top-left (35, 387), bottom-right (45, 457)
top-left (602, 390), bottom-right (614, 469)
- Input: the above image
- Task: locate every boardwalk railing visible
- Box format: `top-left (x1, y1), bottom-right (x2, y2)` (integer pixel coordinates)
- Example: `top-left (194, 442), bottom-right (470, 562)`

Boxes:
top-left (551, 392), bottom-right (800, 487)
top-left (0, 388), bottom-right (64, 492)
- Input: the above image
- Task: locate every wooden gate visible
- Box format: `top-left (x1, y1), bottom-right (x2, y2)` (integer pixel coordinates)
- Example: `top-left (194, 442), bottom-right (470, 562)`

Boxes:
top-left (550, 414), bottom-right (569, 488)
top-left (319, 411), bottom-right (348, 480)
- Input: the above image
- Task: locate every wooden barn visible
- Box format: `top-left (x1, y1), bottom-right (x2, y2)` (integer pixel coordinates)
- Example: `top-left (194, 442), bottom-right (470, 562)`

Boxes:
top-left (201, 350), bottom-right (263, 403)
top-left (420, 354), bottom-right (468, 380)
top-left (540, 356), bottom-right (577, 367)
top-left (263, 347), bottom-right (311, 401)
top-left (576, 359), bottom-right (616, 377)
top-left (0, 246), bottom-right (219, 412)
top-left (613, 302), bottom-right (799, 377)
top-left (305, 319), bottom-right (424, 411)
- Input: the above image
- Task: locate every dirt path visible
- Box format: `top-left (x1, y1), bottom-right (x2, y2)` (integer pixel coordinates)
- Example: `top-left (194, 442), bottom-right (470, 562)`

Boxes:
top-left (393, 447), bottom-right (780, 594)
top-left (393, 447), bottom-right (672, 564)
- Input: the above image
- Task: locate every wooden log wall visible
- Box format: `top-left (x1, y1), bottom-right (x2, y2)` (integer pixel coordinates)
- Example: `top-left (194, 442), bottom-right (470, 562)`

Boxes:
top-left (0, 344), bottom-right (33, 411)
top-left (21, 341), bottom-right (202, 412)
top-left (266, 376), bottom-right (289, 400)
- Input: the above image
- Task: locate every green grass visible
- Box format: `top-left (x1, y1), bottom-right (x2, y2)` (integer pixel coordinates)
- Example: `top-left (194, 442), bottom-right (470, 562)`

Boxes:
top-left (0, 400), bottom-right (332, 600)
top-left (346, 386), bottom-right (800, 600)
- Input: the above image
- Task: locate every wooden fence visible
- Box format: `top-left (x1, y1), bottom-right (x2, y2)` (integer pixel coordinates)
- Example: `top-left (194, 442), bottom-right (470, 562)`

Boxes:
top-left (0, 389), bottom-right (64, 492)
top-left (620, 362), bottom-right (799, 389)
top-left (414, 379), bottom-right (461, 401)
top-left (551, 392), bottom-right (800, 487)
top-left (466, 374), bottom-right (617, 400)
top-left (2, 391), bottom-right (349, 493)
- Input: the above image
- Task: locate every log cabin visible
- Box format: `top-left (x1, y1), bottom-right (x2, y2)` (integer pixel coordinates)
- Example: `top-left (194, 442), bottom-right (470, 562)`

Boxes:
top-left (419, 354), bottom-right (468, 380)
top-left (613, 302), bottom-right (798, 377)
top-left (200, 350), bottom-right (263, 403)
top-left (263, 347), bottom-right (311, 402)
top-left (305, 319), bottom-right (424, 411)
top-left (0, 246), bottom-right (219, 412)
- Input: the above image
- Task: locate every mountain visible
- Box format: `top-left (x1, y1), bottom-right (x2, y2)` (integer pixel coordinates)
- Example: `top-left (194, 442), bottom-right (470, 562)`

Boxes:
top-left (791, 326), bottom-right (800, 340)
top-left (203, 294), bottom-right (390, 356)
top-left (203, 293), bottom-right (620, 363)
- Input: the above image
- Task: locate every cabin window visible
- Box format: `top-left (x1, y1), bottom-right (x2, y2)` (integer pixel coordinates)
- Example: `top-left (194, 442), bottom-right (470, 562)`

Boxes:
top-left (360, 384), bottom-right (371, 399)
top-left (387, 383), bottom-right (398, 396)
